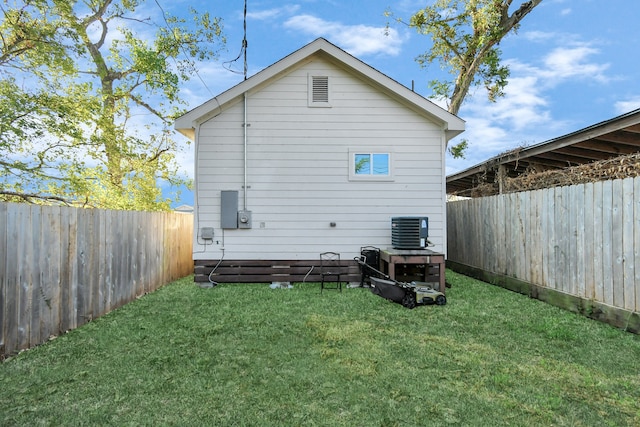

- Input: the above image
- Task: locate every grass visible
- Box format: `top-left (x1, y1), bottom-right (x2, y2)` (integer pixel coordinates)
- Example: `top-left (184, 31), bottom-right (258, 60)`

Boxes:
top-left (1, 270), bottom-right (639, 426)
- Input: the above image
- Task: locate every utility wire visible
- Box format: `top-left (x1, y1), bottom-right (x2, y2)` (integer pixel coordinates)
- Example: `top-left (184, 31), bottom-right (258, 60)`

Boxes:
top-left (154, 0), bottom-right (248, 86)
top-left (243, 0), bottom-right (247, 80)
top-left (222, 0), bottom-right (248, 80)
top-left (153, 0), bottom-right (214, 97)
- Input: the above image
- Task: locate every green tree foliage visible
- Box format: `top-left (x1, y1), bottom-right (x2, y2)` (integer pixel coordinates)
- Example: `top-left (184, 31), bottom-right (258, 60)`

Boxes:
top-left (0, 0), bottom-right (225, 210)
top-left (391, 0), bottom-right (542, 158)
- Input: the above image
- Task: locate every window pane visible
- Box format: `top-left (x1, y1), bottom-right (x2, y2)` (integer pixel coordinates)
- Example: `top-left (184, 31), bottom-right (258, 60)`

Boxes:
top-left (372, 153), bottom-right (389, 175)
top-left (355, 154), bottom-right (370, 175)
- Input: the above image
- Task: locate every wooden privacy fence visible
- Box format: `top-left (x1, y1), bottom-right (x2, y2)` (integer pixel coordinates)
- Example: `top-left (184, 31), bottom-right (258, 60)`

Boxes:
top-left (447, 177), bottom-right (640, 333)
top-left (0, 203), bottom-right (193, 359)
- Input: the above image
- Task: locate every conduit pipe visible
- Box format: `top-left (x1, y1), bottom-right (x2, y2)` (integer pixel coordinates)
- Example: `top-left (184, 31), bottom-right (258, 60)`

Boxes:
top-left (243, 91), bottom-right (248, 210)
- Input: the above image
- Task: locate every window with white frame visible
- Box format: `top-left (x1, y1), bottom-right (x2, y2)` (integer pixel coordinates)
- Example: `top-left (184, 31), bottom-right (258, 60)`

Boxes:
top-left (349, 150), bottom-right (393, 181)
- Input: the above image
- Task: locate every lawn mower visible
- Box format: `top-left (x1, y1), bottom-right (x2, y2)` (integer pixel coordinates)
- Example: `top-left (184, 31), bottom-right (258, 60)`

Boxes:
top-left (354, 256), bottom-right (447, 309)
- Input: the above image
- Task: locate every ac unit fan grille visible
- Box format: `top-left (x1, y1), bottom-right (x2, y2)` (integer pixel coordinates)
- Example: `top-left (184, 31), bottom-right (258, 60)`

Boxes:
top-left (391, 217), bottom-right (428, 249)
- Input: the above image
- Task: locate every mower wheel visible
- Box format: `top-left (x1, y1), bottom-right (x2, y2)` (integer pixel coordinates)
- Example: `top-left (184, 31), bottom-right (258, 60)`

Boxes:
top-left (436, 295), bottom-right (447, 306)
top-left (402, 292), bottom-right (416, 309)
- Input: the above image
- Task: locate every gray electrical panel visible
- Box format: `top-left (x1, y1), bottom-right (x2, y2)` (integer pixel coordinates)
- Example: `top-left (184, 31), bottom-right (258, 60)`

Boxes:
top-left (221, 191), bottom-right (238, 229)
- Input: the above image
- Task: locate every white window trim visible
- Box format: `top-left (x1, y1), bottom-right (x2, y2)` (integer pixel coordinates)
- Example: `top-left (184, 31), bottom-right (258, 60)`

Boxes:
top-left (348, 149), bottom-right (394, 181)
top-left (308, 74), bottom-right (332, 107)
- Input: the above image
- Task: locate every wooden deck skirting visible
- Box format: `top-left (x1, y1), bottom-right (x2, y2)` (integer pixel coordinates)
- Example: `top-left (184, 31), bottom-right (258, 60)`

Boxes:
top-left (194, 255), bottom-right (446, 287)
top-left (194, 259), bottom-right (361, 284)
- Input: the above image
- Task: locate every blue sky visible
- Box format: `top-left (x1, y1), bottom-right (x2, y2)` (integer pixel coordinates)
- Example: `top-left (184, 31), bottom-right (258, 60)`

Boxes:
top-left (164, 0), bottom-right (640, 206)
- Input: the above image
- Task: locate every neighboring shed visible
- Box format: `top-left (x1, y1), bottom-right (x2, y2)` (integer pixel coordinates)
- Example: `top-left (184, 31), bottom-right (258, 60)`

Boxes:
top-left (447, 108), bottom-right (640, 197)
top-left (175, 38), bottom-right (464, 283)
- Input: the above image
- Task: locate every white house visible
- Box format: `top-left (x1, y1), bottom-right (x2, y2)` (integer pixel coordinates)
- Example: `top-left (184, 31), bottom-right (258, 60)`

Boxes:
top-left (175, 38), bottom-right (464, 283)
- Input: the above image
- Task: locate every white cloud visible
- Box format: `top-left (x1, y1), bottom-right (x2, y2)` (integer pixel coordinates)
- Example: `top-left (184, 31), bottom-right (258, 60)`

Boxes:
top-left (459, 72), bottom-right (550, 142)
top-left (505, 43), bottom-right (610, 91)
top-left (521, 31), bottom-right (558, 42)
top-left (283, 14), bottom-right (405, 57)
top-left (541, 44), bottom-right (609, 82)
top-left (472, 75), bottom-right (549, 130)
top-left (614, 98), bottom-right (640, 114)
top-left (247, 5), bottom-right (301, 21)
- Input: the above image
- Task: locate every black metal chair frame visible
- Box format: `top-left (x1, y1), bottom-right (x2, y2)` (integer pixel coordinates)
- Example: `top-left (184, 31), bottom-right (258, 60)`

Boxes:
top-left (320, 251), bottom-right (343, 293)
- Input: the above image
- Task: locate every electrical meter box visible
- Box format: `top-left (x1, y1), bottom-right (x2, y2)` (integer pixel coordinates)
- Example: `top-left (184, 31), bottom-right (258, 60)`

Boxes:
top-left (237, 210), bottom-right (252, 229)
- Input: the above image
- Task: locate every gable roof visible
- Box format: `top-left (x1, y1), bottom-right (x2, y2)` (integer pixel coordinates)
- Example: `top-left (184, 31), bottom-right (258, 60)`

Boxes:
top-left (446, 108), bottom-right (640, 196)
top-left (175, 37), bottom-right (464, 141)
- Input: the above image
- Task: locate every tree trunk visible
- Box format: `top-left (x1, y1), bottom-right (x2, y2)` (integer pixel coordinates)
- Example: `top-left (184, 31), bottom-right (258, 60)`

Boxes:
top-left (448, 0), bottom-right (543, 116)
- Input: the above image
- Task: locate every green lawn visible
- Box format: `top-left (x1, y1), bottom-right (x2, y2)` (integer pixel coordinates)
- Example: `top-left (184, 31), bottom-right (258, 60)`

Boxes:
top-left (1, 271), bottom-right (639, 426)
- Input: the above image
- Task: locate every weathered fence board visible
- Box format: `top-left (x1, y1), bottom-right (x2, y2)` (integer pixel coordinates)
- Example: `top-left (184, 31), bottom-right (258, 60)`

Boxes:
top-left (622, 178), bottom-right (635, 311)
top-left (0, 203), bottom-right (193, 359)
top-left (635, 178), bottom-right (640, 312)
top-left (447, 176), bottom-right (640, 327)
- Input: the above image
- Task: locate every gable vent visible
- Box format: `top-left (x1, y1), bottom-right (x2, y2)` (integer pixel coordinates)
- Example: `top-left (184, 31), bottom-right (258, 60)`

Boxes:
top-left (312, 76), bottom-right (329, 103)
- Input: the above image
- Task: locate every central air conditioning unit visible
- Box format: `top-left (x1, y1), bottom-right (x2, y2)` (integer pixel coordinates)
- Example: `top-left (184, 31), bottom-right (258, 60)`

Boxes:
top-left (391, 217), bottom-right (429, 249)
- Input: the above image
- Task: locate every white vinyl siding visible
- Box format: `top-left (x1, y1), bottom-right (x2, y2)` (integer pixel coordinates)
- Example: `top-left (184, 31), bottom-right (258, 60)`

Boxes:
top-left (194, 56), bottom-right (446, 260)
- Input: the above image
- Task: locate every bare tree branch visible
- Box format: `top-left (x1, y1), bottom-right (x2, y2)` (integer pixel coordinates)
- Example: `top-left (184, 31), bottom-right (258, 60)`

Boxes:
top-left (0, 190), bottom-right (73, 205)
